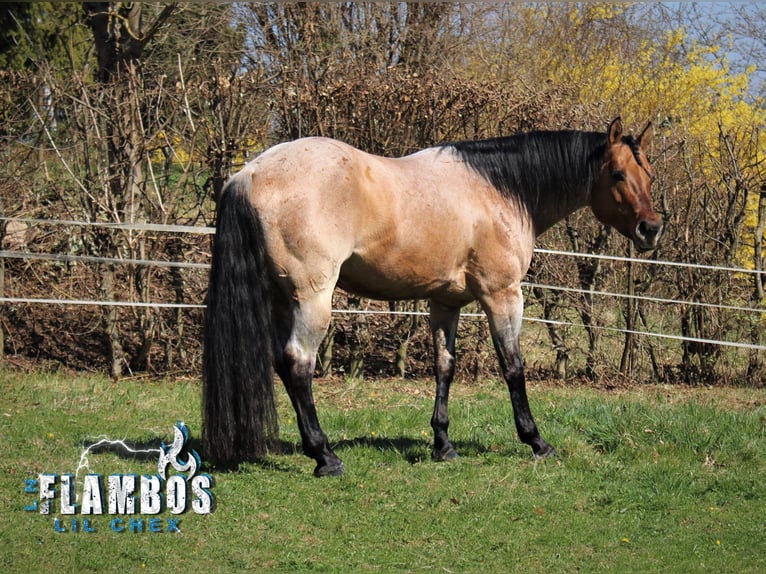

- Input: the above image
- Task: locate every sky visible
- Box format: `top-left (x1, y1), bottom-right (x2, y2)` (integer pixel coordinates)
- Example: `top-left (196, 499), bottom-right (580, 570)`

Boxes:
top-left (664, 1), bottom-right (765, 97)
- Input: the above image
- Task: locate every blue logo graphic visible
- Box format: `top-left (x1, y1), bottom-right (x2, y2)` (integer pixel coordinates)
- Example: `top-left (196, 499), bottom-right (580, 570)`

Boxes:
top-left (24, 422), bottom-right (215, 534)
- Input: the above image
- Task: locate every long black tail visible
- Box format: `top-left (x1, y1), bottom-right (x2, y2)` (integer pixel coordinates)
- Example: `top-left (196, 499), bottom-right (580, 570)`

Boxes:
top-left (202, 174), bottom-right (278, 466)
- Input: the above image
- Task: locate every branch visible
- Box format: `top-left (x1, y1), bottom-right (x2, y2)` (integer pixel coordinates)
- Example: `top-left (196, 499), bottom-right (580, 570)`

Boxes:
top-left (27, 98), bottom-right (108, 216)
top-left (136, 3), bottom-right (177, 46)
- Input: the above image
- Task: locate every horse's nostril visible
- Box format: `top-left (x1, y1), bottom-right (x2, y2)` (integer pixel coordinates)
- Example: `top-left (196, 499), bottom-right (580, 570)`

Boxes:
top-left (636, 219), bottom-right (662, 243)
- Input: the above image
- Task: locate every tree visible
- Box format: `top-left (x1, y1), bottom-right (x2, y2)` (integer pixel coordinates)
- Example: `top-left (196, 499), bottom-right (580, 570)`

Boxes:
top-left (0, 3), bottom-right (89, 72)
top-left (1, 1), bottom-right (763, 385)
top-left (72, 3), bottom-right (175, 378)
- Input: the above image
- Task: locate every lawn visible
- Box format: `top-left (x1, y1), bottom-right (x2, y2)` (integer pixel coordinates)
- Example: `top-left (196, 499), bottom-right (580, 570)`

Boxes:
top-left (0, 370), bottom-right (763, 573)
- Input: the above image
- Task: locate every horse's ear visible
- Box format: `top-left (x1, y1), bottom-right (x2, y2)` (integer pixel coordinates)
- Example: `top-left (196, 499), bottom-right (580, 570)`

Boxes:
top-left (638, 121), bottom-right (653, 151)
top-left (608, 117), bottom-right (623, 145)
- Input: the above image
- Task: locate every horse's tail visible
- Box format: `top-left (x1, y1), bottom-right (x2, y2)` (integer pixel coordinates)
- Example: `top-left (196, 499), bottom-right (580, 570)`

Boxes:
top-left (202, 172), bottom-right (278, 467)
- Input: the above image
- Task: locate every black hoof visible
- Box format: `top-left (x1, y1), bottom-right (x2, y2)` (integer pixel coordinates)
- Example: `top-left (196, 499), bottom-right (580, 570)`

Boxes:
top-left (314, 461), bottom-right (345, 477)
top-left (432, 446), bottom-right (460, 462)
top-left (532, 442), bottom-right (556, 460)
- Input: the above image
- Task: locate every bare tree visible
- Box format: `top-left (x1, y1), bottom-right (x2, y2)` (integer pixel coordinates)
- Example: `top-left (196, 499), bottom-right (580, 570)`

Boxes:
top-left (79, 3), bottom-right (177, 378)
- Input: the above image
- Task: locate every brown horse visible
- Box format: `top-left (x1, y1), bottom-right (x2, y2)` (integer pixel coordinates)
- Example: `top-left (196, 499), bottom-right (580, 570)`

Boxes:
top-left (203, 117), bottom-right (663, 476)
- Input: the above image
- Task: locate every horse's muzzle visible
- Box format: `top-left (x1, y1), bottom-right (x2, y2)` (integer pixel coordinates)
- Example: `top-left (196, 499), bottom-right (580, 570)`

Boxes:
top-left (634, 219), bottom-right (663, 252)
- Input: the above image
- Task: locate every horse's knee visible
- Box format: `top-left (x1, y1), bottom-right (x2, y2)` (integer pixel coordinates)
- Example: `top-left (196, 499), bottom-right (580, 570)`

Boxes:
top-left (435, 348), bottom-right (456, 378)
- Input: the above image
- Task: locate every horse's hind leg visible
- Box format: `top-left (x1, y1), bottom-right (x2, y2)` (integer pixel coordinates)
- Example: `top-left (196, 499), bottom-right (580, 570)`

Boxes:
top-left (429, 301), bottom-right (461, 461)
top-left (273, 289), bottom-right (344, 477)
top-left (481, 286), bottom-right (555, 459)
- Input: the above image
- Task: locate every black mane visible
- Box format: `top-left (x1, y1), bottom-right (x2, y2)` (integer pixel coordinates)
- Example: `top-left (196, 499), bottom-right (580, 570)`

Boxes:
top-left (442, 130), bottom-right (609, 219)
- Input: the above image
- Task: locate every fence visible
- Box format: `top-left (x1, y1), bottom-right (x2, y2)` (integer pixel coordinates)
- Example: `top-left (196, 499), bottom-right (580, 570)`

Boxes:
top-left (1, 216), bottom-right (764, 383)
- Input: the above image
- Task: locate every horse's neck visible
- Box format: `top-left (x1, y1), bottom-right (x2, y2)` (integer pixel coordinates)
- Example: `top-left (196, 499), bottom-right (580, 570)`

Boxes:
top-left (529, 184), bottom-right (591, 236)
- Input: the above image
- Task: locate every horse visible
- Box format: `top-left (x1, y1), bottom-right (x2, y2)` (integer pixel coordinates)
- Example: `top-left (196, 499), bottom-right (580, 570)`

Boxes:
top-left (202, 117), bottom-right (663, 476)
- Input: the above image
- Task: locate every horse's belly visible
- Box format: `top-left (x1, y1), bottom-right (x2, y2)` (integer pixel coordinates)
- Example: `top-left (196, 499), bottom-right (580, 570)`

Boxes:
top-left (337, 253), bottom-right (473, 304)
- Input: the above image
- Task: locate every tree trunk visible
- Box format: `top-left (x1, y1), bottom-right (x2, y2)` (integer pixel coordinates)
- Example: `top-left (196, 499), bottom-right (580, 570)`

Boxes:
top-left (619, 244), bottom-right (635, 378)
top-left (83, 3), bottom-right (176, 377)
top-left (394, 300), bottom-right (420, 378)
top-left (165, 238), bottom-right (186, 371)
top-left (130, 236), bottom-right (154, 372)
top-left (0, 247), bottom-right (4, 361)
top-left (748, 186), bottom-right (766, 378)
top-left (531, 284), bottom-right (568, 379)
top-left (317, 322), bottom-right (335, 377)
top-left (566, 221), bottom-right (609, 380)
top-left (348, 297), bottom-right (368, 379)
top-left (100, 262), bottom-right (124, 380)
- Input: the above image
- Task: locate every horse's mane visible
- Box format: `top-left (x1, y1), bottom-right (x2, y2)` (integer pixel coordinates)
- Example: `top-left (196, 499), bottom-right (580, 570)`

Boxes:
top-left (443, 130), bottom-right (621, 217)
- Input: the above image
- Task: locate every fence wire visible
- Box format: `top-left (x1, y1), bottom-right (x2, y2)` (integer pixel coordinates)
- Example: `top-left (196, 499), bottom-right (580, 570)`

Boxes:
top-left (1, 217), bottom-right (764, 352)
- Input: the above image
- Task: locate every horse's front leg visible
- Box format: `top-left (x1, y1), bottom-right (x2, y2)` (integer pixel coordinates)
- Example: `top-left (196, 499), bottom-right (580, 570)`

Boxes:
top-left (482, 286), bottom-right (556, 459)
top-left (429, 301), bottom-right (461, 461)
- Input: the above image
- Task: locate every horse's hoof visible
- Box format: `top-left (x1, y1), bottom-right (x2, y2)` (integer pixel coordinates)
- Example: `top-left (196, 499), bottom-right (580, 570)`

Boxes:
top-left (314, 461), bottom-right (345, 477)
top-left (432, 447), bottom-right (460, 462)
top-left (533, 443), bottom-right (556, 460)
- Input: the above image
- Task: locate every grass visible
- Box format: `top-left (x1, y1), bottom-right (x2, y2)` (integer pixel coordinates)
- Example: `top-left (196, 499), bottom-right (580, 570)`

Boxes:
top-left (0, 369), bottom-right (764, 573)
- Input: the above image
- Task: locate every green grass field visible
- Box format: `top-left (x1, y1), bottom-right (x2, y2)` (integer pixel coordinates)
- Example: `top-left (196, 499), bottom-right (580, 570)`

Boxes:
top-left (0, 370), bottom-right (763, 573)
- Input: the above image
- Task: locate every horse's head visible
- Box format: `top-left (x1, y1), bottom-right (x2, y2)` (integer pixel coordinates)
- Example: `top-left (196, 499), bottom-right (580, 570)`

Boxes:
top-left (591, 117), bottom-right (663, 252)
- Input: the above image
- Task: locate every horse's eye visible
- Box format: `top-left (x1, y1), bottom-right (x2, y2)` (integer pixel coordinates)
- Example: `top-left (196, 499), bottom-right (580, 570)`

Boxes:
top-left (612, 170), bottom-right (626, 182)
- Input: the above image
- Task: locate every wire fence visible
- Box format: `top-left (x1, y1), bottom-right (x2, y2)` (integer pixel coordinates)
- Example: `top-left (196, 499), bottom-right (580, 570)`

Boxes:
top-left (1, 216), bottom-right (765, 353)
